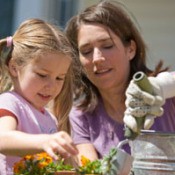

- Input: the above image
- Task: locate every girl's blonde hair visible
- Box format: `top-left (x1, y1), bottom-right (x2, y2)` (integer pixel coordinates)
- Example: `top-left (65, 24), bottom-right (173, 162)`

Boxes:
top-left (0, 18), bottom-right (75, 133)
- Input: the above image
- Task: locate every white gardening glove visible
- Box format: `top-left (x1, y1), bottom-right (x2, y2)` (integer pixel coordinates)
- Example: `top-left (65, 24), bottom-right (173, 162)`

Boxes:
top-left (124, 72), bottom-right (175, 132)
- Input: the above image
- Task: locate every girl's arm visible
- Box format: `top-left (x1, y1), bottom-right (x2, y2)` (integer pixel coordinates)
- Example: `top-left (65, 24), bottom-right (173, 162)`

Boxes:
top-left (0, 116), bottom-right (78, 160)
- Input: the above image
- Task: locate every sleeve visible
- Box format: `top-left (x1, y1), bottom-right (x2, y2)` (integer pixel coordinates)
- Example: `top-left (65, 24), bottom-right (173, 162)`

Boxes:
top-left (69, 107), bottom-right (91, 145)
top-left (0, 109), bottom-right (17, 118)
top-left (0, 93), bottom-right (19, 121)
top-left (156, 71), bottom-right (175, 99)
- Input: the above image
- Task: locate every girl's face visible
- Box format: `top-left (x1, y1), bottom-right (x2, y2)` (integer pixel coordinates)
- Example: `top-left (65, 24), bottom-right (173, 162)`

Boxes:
top-left (10, 52), bottom-right (71, 110)
top-left (77, 24), bottom-right (136, 93)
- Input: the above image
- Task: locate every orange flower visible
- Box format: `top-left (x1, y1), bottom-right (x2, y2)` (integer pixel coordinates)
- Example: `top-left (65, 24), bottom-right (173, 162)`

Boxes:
top-left (37, 161), bottom-right (49, 169)
top-left (81, 155), bottom-right (91, 167)
top-left (13, 159), bottom-right (26, 173)
top-left (13, 152), bottom-right (74, 175)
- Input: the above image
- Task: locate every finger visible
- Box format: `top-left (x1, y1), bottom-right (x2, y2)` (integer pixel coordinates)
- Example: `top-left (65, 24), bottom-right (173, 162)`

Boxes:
top-left (54, 145), bottom-right (72, 159)
top-left (154, 95), bottom-right (164, 106)
top-left (128, 106), bottom-right (163, 117)
top-left (123, 114), bottom-right (138, 132)
top-left (56, 132), bottom-right (78, 155)
top-left (125, 94), bottom-right (146, 108)
top-left (144, 115), bottom-right (155, 130)
top-left (45, 146), bottom-right (59, 160)
top-left (126, 81), bottom-right (162, 105)
top-left (127, 106), bottom-right (150, 117)
top-left (126, 80), bottom-right (142, 98)
top-left (150, 106), bottom-right (164, 116)
top-left (141, 91), bottom-right (157, 105)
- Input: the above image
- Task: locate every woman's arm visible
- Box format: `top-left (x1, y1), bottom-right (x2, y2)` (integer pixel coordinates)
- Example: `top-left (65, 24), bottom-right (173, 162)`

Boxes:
top-left (75, 143), bottom-right (98, 165)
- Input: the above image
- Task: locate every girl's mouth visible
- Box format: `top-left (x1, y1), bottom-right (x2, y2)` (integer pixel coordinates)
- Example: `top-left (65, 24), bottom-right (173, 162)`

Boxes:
top-left (38, 93), bottom-right (51, 101)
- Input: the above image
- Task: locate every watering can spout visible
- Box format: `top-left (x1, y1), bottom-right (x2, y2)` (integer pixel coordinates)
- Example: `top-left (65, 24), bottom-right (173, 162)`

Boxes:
top-left (115, 139), bottom-right (133, 175)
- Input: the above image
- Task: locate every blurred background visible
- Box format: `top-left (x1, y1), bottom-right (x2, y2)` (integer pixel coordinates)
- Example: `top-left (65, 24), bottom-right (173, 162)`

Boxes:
top-left (0, 0), bottom-right (175, 70)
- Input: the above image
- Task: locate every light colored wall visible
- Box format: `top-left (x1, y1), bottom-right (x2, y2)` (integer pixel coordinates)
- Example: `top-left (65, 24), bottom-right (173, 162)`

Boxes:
top-left (12, 0), bottom-right (175, 70)
top-left (78, 0), bottom-right (175, 70)
top-left (13, 0), bottom-right (55, 31)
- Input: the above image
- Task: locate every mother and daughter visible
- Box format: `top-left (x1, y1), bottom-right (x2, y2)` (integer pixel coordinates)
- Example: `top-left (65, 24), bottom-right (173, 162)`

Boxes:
top-left (0, 1), bottom-right (175, 174)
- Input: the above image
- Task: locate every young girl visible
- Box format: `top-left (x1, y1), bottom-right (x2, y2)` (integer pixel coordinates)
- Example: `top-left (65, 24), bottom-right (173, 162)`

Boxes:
top-left (0, 18), bottom-right (78, 174)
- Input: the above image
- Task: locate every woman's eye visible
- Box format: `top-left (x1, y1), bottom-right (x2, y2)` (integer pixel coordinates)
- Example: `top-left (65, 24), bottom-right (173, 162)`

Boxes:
top-left (103, 45), bottom-right (113, 49)
top-left (80, 49), bottom-right (92, 56)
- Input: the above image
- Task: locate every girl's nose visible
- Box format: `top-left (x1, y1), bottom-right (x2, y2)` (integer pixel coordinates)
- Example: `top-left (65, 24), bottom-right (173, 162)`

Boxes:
top-left (45, 79), bottom-right (55, 89)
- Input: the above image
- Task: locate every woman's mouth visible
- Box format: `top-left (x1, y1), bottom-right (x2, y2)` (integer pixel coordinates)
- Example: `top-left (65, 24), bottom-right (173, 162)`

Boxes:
top-left (95, 68), bottom-right (112, 75)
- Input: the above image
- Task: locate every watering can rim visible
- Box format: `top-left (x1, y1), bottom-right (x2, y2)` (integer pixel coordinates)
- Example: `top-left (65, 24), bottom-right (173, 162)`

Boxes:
top-left (140, 130), bottom-right (175, 136)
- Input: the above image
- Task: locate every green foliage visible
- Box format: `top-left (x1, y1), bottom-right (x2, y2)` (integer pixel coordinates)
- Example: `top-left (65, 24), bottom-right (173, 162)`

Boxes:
top-left (100, 148), bottom-right (119, 175)
top-left (77, 159), bottom-right (102, 174)
top-left (77, 148), bottom-right (119, 175)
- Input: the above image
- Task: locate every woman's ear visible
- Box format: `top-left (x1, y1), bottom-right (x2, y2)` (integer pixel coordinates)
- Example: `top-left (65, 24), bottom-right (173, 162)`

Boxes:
top-left (8, 59), bottom-right (18, 77)
top-left (128, 40), bottom-right (136, 60)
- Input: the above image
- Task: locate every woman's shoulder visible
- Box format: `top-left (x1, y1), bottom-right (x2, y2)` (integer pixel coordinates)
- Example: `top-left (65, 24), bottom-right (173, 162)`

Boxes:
top-left (69, 100), bottom-right (106, 120)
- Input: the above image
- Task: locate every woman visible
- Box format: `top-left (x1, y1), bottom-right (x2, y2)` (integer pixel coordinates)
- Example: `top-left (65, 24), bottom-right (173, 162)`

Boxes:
top-left (65, 0), bottom-right (175, 164)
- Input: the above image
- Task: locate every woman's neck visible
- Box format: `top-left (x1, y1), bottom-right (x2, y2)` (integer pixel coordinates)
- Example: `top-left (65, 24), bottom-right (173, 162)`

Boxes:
top-left (100, 88), bottom-right (126, 123)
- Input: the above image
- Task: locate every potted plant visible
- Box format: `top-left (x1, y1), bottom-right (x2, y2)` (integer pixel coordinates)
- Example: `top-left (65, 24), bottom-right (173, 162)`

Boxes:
top-left (76, 148), bottom-right (119, 175)
top-left (13, 152), bottom-right (77, 175)
top-left (77, 155), bottom-right (102, 175)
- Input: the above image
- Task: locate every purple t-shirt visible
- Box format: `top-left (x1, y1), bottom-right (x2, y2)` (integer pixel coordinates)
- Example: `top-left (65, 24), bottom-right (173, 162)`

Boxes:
top-left (69, 97), bottom-right (175, 158)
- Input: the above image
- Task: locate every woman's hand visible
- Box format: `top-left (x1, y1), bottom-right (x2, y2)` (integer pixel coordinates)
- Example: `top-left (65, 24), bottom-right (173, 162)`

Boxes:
top-left (124, 72), bottom-right (175, 132)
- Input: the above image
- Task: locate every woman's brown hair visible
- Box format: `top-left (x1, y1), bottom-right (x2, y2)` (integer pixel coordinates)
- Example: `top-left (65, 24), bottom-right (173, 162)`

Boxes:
top-left (65, 0), bottom-right (168, 111)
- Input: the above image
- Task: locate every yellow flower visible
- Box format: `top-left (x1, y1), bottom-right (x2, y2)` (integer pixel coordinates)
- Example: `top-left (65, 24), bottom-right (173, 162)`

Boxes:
top-left (81, 155), bottom-right (91, 167)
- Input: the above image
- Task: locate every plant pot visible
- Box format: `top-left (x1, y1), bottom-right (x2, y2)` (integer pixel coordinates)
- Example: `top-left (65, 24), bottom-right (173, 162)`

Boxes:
top-left (54, 170), bottom-right (77, 175)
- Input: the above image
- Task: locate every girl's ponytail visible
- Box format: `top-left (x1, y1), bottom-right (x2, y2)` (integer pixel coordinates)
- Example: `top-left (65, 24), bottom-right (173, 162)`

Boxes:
top-left (0, 37), bottom-right (13, 93)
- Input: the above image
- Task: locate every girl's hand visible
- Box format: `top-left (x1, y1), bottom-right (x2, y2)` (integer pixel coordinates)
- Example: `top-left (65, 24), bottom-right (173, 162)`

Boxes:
top-left (43, 131), bottom-right (78, 160)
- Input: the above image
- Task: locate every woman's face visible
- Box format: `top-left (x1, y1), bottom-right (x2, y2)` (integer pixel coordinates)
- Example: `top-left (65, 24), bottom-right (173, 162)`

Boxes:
top-left (77, 23), bottom-right (136, 92)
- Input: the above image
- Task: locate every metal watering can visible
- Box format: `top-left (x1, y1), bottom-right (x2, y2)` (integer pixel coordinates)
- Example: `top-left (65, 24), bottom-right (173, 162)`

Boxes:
top-left (116, 139), bottom-right (133, 175)
top-left (131, 130), bottom-right (175, 175)
top-left (126, 72), bottom-right (175, 174)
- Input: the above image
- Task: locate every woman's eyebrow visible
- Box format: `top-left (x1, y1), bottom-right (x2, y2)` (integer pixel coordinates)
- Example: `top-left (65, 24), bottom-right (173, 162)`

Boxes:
top-left (79, 38), bottom-right (112, 49)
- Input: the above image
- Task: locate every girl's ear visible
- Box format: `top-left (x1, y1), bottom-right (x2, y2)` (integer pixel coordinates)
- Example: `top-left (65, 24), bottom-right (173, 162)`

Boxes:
top-left (8, 59), bottom-right (18, 77)
top-left (128, 40), bottom-right (136, 60)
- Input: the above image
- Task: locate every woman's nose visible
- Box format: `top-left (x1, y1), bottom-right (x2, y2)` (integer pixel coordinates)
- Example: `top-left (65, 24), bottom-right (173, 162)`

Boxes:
top-left (92, 48), bottom-right (105, 63)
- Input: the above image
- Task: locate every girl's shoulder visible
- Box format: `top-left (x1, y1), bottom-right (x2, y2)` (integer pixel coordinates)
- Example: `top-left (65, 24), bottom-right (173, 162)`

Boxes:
top-left (0, 91), bottom-right (20, 106)
top-left (0, 91), bottom-right (28, 115)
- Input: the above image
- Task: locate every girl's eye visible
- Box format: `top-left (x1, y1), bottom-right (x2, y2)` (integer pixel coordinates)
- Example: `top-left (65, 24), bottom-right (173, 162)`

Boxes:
top-left (56, 77), bottom-right (64, 81)
top-left (37, 73), bottom-right (47, 78)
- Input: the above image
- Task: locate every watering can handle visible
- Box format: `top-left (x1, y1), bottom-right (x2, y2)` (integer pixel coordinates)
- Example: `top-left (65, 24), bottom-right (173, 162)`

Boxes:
top-left (124, 71), bottom-right (154, 140)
